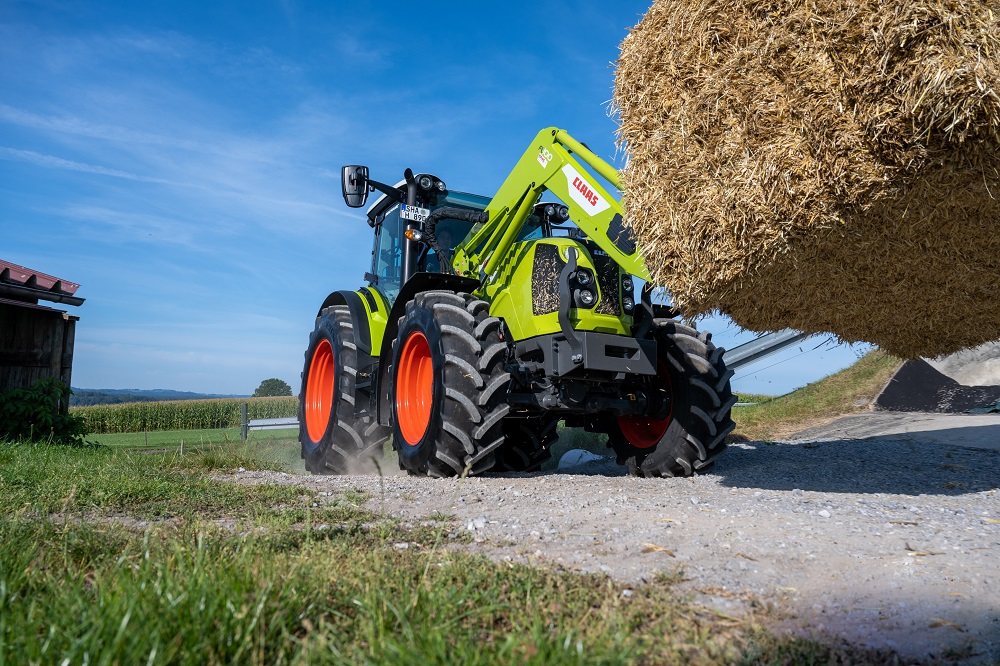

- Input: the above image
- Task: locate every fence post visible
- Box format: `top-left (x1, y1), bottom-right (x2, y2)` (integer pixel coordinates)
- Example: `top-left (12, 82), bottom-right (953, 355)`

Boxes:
top-left (240, 402), bottom-right (249, 442)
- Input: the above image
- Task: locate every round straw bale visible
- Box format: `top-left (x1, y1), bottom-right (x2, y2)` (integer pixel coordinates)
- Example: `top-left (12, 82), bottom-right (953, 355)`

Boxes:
top-left (614, 0), bottom-right (1000, 358)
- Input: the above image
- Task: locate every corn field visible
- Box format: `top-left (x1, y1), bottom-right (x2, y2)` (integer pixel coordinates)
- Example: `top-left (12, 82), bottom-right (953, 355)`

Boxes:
top-left (71, 397), bottom-right (298, 434)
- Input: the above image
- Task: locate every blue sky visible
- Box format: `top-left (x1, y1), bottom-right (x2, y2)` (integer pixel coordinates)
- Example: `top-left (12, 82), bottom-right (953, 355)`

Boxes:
top-left (1, 0), bottom-right (868, 396)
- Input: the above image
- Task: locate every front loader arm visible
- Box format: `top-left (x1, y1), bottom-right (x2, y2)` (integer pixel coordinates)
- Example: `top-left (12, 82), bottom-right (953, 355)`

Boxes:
top-left (451, 127), bottom-right (652, 283)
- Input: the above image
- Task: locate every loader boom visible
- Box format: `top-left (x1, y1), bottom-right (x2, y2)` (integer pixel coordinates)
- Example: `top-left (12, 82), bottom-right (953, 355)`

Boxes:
top-left (451, 127), bottom-right (652, 283)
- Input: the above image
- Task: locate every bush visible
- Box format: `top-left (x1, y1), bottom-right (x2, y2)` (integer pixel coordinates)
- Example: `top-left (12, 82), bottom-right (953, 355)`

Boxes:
top-left (0, 377), bottom-right (89, 444)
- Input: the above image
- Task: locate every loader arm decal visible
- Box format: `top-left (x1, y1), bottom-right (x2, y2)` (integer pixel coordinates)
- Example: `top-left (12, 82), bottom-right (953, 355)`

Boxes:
top-left (451, 127), bottom-right (652, 284)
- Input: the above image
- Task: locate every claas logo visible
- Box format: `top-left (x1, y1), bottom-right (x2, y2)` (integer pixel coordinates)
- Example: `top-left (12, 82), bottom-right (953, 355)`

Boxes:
top-left (572, 176), bottom-right (599, 207)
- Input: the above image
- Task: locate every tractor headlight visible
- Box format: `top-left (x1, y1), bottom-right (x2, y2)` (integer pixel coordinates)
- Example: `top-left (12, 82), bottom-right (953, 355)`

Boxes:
top-left (538, 203), bottom-right (570, 225)
top-left (416, 175), bottom-right (447, 192)
top-left (573, 269), bottom-right (593, 286)
top-left (578, 289), bottom-right (596, 306)
top-left (622, 296), bottom-right (635, 313)
top-left (622, 277), bottom-right (634, 294)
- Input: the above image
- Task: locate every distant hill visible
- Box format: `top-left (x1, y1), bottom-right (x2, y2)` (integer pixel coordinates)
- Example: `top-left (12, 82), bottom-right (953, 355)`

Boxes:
top-left (70, 388), bottom-right (250, 407)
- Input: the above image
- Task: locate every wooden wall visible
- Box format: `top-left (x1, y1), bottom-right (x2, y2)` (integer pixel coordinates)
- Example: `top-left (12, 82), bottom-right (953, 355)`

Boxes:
top-left (0, 302), bottom-right (78, 412)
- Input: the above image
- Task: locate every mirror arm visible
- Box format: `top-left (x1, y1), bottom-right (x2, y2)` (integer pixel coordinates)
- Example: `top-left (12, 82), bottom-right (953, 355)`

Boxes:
top-left (366, 178), bottom-right (406, 204)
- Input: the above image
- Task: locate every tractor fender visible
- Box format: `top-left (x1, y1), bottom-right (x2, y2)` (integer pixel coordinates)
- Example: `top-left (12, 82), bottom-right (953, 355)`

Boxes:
top-left (375, 272), bottom-right (480, 426)
top-left (316, 289), bottom-right (378, 356)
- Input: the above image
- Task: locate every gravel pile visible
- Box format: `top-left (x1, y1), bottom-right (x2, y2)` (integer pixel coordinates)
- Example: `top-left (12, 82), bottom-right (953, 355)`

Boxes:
top-left (226, 435), bottom-right (1000, 663)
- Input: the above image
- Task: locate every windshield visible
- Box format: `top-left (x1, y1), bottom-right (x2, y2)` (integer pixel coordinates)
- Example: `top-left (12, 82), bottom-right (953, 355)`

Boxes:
top-left (420, 190), bottom-right (490, 273)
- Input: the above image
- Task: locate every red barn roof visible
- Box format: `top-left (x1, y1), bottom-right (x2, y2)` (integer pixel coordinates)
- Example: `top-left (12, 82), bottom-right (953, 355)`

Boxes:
top-left (0, 259), bottom-right (84, 306)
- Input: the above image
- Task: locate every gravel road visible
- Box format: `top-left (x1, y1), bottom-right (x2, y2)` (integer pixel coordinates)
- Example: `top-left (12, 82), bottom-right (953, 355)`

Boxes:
top-left (226, 422), bottom-right (1000, 664)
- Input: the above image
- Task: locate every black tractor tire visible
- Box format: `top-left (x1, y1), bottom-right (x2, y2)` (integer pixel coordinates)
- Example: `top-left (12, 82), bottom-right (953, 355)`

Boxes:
top-left (607, 320), bottom-right (736, 477)
top-left (298, 305), bottom-right (390, 474)
top-left (390, 291), bottom-right (510, 477)
top-left (490, 415), bottom-right (559, 472)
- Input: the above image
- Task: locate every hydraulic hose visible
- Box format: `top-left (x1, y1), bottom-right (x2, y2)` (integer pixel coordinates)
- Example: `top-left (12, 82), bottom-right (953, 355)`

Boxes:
top-left (423, 207), bottom-right (490, 274)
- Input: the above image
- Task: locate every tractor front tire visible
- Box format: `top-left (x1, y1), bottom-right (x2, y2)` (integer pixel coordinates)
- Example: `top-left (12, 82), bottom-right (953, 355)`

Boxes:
top-left (390, 291), bottom-right (509, 477)
top-left (608, 320), bottom-right (736, 477)
top-left (299, 305), bottom-right (389, 474)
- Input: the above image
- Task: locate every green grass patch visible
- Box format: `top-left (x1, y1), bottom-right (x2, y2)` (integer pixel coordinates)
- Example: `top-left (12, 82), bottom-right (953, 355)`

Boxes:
top-left (0, 442), bottom-right (306, 518)
top-left (733, 393), bottom-right (775, 405)
top-left (90, 427), bottom-right (245, 448)
top-left (91, 429), bottom-right (308, 474)
top-left (731, 351), bottom-right (901, 441)
top-left (0, 519), bottom-right (717, 665)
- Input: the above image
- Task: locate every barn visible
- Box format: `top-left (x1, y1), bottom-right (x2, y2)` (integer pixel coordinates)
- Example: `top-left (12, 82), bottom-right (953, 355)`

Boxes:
top-left (0, 259), bottom-right (85, 413)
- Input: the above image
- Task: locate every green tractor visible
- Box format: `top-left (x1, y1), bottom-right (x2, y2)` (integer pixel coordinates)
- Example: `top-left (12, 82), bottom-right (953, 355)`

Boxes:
top-left (299, 128), bottom-right (735, 478)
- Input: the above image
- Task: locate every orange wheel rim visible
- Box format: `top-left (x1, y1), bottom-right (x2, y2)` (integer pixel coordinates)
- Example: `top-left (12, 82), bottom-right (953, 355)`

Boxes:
top-left (618, 362), bottom-right (672, 449)
top-left (305, 339), bottom-right (334, 442)
top-left (397, 331), bottom-right (433, 446)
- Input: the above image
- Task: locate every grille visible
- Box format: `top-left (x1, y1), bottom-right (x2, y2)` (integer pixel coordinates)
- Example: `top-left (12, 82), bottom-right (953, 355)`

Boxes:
top-left (531, 244), bottom-right (564, 316)
top-left (532, 244), bottom-right (620, 316)
top-left (593, 253), bottom-right (622, 316)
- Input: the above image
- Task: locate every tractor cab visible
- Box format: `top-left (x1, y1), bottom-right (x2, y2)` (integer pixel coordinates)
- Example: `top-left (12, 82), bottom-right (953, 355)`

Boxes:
top-left (342, 166), bottom-right (489, 306)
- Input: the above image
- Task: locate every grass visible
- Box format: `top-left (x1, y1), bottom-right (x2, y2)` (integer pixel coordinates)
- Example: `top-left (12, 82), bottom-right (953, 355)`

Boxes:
top-left (730, 351), bottom-right (901, 441)
top-left (89, 428), bottom-right (308, 474)
top-left (0, 440), bottom-right (905, 664)
top-left (90, 427), bottom-right (247, 448)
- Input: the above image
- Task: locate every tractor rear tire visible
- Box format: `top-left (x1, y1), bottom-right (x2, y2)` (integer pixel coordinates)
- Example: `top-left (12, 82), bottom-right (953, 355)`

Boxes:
top-left (299, 305), bottom-right (390, 474)
top-left (607, 320), bottom-right (736, 477)
top-left (390, 291), bottom-right (509, 477)
top-left (490, 415), bottom-right (558, 472)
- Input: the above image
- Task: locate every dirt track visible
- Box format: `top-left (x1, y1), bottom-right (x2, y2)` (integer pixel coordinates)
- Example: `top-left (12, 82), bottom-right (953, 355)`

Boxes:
top-left (227, 415), bottom-right (1000, 664)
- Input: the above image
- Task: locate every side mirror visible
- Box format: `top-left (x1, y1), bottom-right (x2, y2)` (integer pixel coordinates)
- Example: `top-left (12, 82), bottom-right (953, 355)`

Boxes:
top-left (341, 165), bottom-right (369, 208)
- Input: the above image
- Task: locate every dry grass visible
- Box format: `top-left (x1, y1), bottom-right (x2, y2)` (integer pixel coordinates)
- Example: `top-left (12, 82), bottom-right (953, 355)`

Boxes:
top-left (614, 0), bottom-right (1000, 358)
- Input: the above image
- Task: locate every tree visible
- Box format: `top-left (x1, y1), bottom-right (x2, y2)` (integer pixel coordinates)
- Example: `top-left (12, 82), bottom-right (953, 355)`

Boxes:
top-left (253, 378), bottom-right (292, 397)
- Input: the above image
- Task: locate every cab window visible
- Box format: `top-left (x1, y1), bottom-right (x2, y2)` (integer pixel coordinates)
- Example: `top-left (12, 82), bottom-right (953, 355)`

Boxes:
top-left (370, 204), bottom-right (405, 304)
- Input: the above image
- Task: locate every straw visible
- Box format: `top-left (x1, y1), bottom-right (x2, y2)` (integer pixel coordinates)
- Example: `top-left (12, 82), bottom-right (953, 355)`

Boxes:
top-left (613, 0), bottom-right (1000, 357)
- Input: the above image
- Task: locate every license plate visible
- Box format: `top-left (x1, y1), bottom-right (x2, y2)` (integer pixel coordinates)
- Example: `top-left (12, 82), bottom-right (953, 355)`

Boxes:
top-left (400, 204), bottom-right (430, 223)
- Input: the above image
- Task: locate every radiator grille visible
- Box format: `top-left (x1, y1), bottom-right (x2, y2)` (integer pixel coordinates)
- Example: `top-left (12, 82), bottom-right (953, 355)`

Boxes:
top-left (593, 253), bottom-right (621, 316)
top-left (531, 244), bottom-right (620, 316)
top-left (531, 244), bottom-right (564, 316)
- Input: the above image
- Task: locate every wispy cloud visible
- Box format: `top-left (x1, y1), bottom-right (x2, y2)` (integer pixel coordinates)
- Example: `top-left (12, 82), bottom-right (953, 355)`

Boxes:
top-left (0, 103), bottom-right (208, 152)
top-left (0, 146), bottom-right (167, 182)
